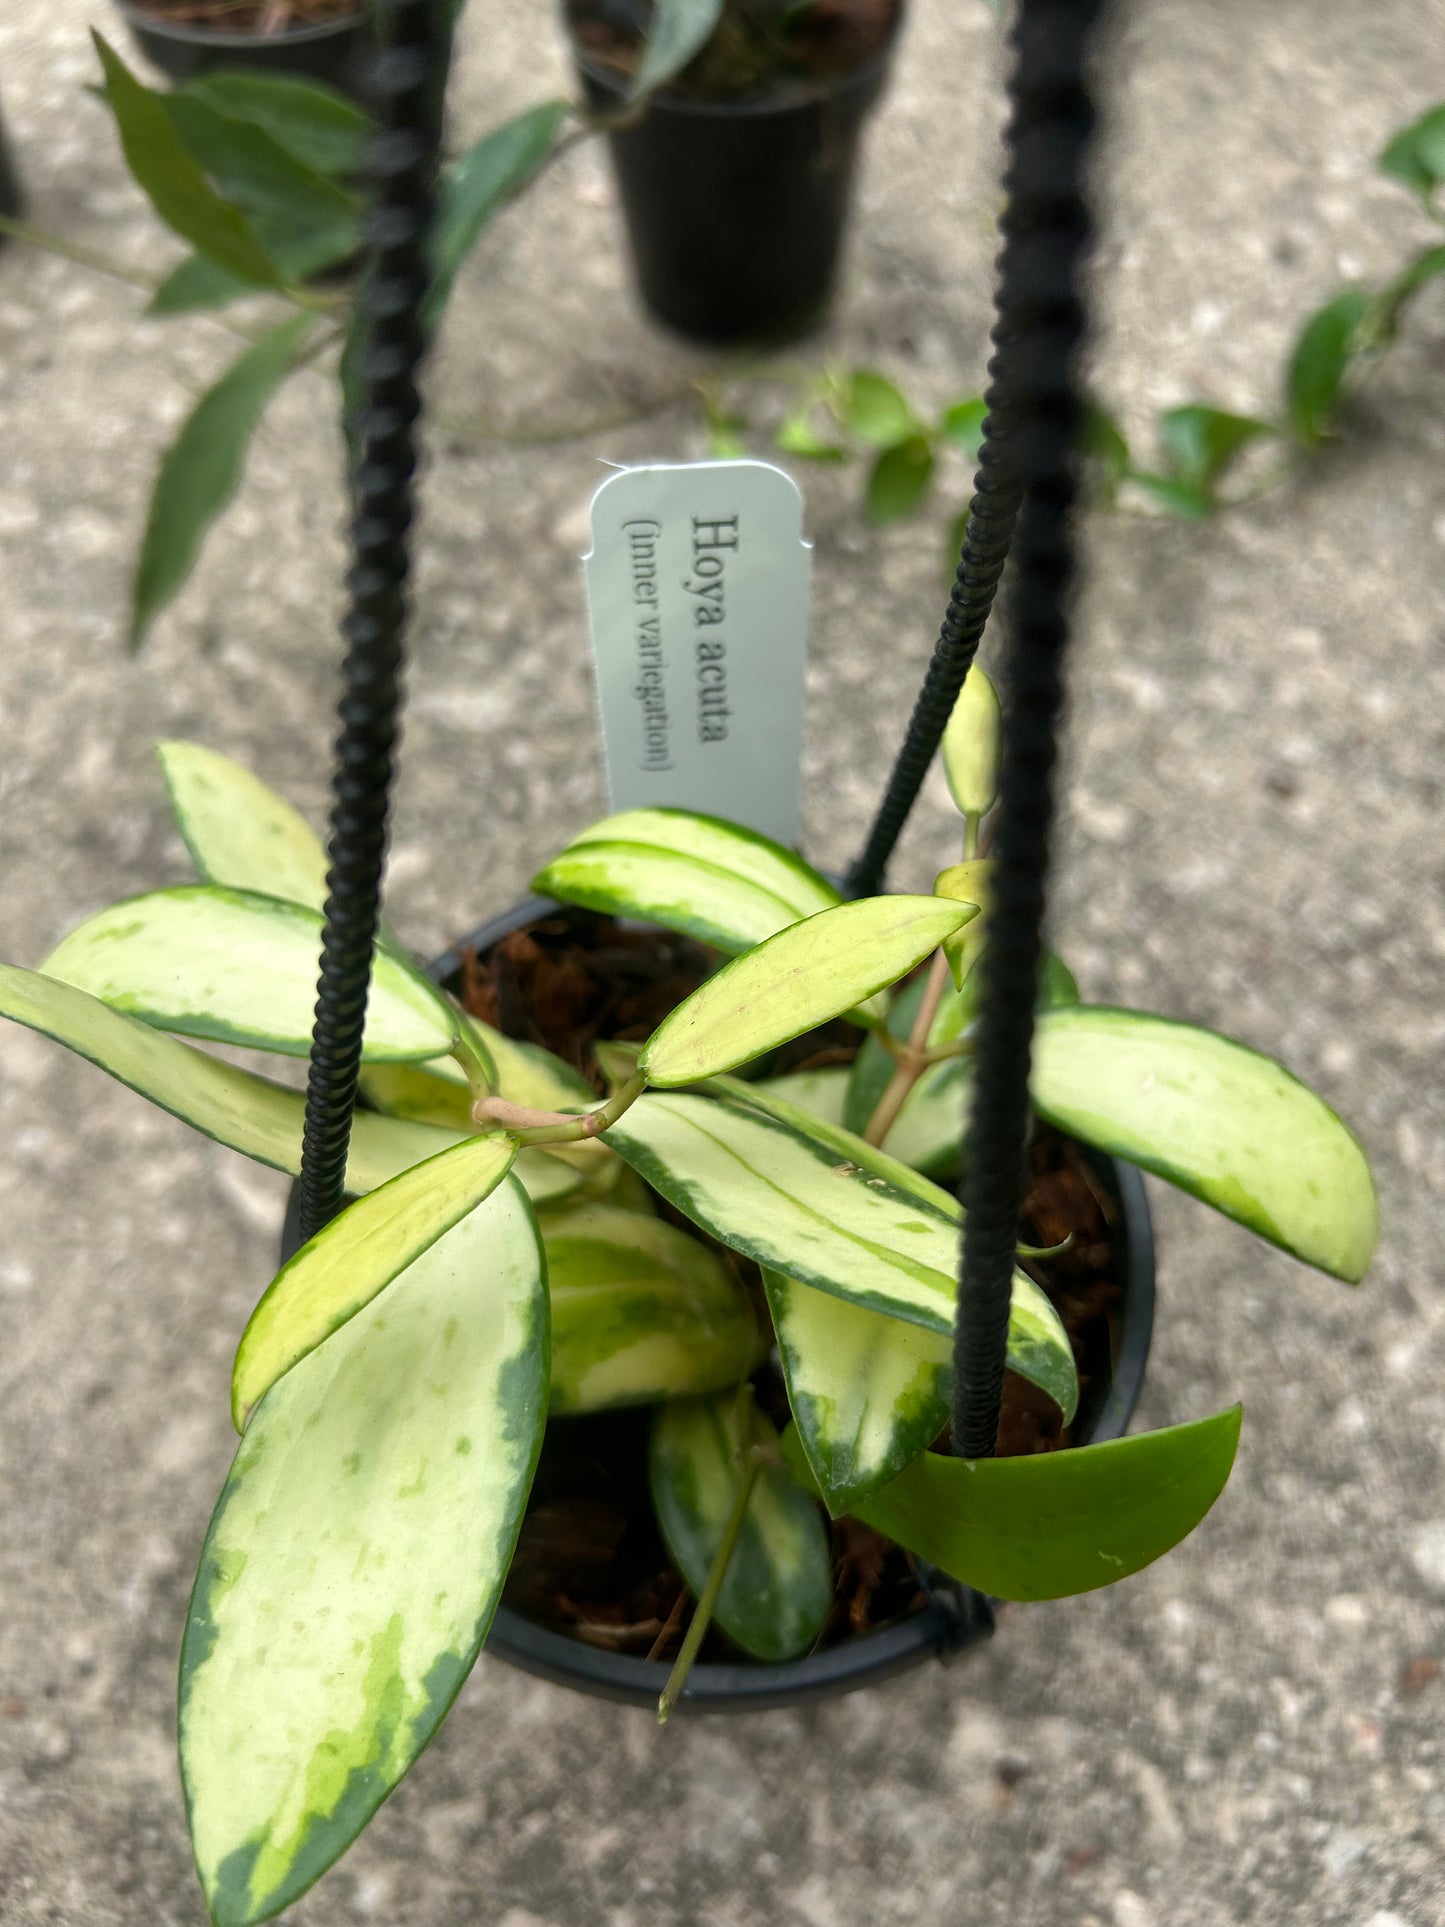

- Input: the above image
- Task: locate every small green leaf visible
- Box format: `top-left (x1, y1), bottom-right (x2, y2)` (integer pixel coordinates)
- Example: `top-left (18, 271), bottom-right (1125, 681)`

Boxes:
top-left (1157, 405), bottom-right (1274, 496)
top-left (1031, 1006), bottom-right (1378, 1282)
top-left (1285, 289), bottom-right (1371, 447)
top-left (541, 1203), bottom-right (760, 1413)
top-left (604, 1088), bottom-right (1077, 1426)
top-left (781, 1405), bottom-right (1242, 1600)
top-left (1127, 472), bottom-right (1213, 520)
top-left (941, 666), bottom-right (1001, 819)
top-left (232, 1132), bottom-right (518, 1426)
top-left (41, 885), bottom-right (457, 1062)
top-left (640, 896), bottom-right (972, 1086)
top-left (534, 806), bottom-right (841, 954)
top-left (774, 407), bottom-right (849, 462)
top-left (182, 1177), bottom-right (547, 1927)
top-left (93, 33), bottom-right (281, 288)
top-left (427, 101), bottom-right (569, 326)
top-left (650, 1394), bottom-right (831, 1660)
top-left (938, 396), bottom-right (987, 458)
top-left (179, 71), bottom-right (374, 178)
top-left (838, 369), bottom-right (917, 446)
top-left (132, 317), bottom-right (312, 647)
top-left (1378, 101), bottom-right (1445, 205)
top-left (1082, 402), bottom-right (1131, 496)
top-left (1371, 241), bottom-right (1445, 345)
top-left (864, 434), bottom-right (935, 523)
top-left (0, 963), bottom-right (464, 1197)
top-left (631, 0), bottom-right (724, 97)
top-left (148, 254), bottom-right (259, 316)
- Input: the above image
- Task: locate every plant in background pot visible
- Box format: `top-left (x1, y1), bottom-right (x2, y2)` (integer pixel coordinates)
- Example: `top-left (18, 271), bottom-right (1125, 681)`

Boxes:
top-left (114, 0), bottom-right (379, 95)
top-left (0, 669), bottom-right (1376, 1924)
top-left (567, 0), bottom-right (907, 341)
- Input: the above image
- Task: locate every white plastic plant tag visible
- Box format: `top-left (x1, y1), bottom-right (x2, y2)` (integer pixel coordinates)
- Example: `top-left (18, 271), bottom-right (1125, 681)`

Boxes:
top-left (582, 460), bottom-right (811, 845)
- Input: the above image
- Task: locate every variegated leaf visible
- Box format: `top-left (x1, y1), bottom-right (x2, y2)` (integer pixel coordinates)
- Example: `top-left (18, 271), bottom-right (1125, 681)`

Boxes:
top-left (232, 1133), bottom-right (519, 1426)
top-left (603, 1089), bottom-right (1076, 1420)
top-left (640, 896), bottom-right (972, 1087)
top-left (1032, 1006), bottom-right (1377, 1283)
top-left (181, 1177), bottom-right (547, 1927)
top-left (42, 886), bottom-right (457, 1062)
top-left (540, 1203), bottom-right (759, 1413)
top-left (533, 806), bottom-right (840, 954)
top-left (650, 1393), bottom-right (831, 1662)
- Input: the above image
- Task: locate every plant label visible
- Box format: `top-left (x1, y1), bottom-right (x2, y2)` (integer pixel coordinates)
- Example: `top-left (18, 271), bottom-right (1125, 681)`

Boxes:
top-left (582, 461), bottom-right (811, 845)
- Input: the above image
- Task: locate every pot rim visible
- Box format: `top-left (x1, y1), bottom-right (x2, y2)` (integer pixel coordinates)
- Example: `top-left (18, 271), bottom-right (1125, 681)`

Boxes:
top-left (113, 0), bottom-right (367, 49)
top-left (411, 894), bottom-right (1158, 1712)
top-left (564, 0), bottom-right (906, 121)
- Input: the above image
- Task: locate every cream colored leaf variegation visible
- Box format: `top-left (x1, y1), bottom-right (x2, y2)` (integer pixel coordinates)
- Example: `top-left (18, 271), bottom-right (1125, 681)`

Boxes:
top-left (181, 1177), bottom-right (547, 1927)
top-left (42, 886), bottom-right (457, 1062)
top-left (640, 896), bottom-right (973, 1086)
top-left (232, 1132), bottom-right (519, 1427)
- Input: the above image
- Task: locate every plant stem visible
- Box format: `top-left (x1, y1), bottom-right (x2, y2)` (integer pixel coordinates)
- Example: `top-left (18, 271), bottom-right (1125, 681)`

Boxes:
top-left (863, 949), bottom-right (952, 1148)
top-left (450, 1029), bottom-right (494, 1110)
top-left (658, 1391), bottom-right (764, 1725)
top-left (475, 1070), bottom-right (647, 1144)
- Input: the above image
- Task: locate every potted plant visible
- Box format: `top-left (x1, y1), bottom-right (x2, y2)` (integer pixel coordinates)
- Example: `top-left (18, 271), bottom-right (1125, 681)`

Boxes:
top-left (0, 666), bottom-right (1375, 1923)
top-left (566, 0), bottom-right (907, 341)
top-left (113, 0), bottom-right (378, 96)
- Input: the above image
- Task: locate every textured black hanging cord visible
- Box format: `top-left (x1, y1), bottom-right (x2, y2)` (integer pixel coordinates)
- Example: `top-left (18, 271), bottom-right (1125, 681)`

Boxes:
top-left (844, 357), bottom-right (1022, 899)
top-left (953, 0), bottom-right (1105, 1458)
top-left (296, 0), bottom-right (447, 1244)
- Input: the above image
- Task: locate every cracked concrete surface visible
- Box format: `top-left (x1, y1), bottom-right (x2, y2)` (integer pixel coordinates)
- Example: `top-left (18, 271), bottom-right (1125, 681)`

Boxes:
top-left (1, 2), bottom-right (1442, 1924)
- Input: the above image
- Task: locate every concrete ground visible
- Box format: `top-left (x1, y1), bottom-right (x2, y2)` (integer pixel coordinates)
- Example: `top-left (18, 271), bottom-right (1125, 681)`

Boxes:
top-left (1, 2), bottom-right (1442, 1923)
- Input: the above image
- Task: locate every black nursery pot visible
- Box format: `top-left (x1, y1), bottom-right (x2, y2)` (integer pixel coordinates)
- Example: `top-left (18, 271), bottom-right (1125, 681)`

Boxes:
top-left (422, 897), bottom-right (1154, 1712)
top-left (571, 12), bottom-right (904, 344)
top-left (113, 3), bottom-right (375, 98)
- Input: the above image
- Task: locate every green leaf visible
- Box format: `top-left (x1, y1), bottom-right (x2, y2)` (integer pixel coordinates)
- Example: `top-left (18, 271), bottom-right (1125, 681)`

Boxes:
top-left (650, 1394), bottom-right (831, 1660)
top-left (639, 896), bottom-right (973, 1086)
top-left (1031, 1006), bottom-right (1378, 1282)
top-left (93, 33), bottom-right (281, 288)
top-left (1082, 402), bottom-right (1131, 496)
top-left (631, 0), bottom-right (725, 98)
top-left (161, 87), bottom-right (360, 274)
top-left (540, 1203), bottom-right (760, 1414)
top-left (838, 369), bottom-right (917, 446)
top-left (178, 71), bottom-right (373, 179)
top-left (426, 101), bottom-right (569, 327)
top-left (1285, 289), bottom-right (1370, 447)
top-left (941, 666), bottom-right (1000, 819)
top-left (1378, 101), bottom-right (1445, 205)
top-left (1127, 472), bottom-right (1213, 520)
top-left (533, 806), bottom-right (841, 954)
top-left (781, 1406), bottom-right (1242, 1601)
top-left (0, 963), bottom-right (465, 1197)
top-left (148, 254), bottom-right (259, 316)
top-left (603, 1088), bottom-right (1077, 1424)
top-left (1157, 405), bottom-right (1274, 496)
top-left (181, 1177), bottom-right (546, 1927)
top-left (938, 396), bottom-right (987, 458)
top-left (864, 434), bottom-right (935, 523)
top-left (765, 1268), bottom-right (950, 1512)
top-left (41, 884), bottom-right (457, 1062)
top-left (750, 1065), bottom-right (850, 1128)
top-left (774, 407), bottom-right (849, 462)
top-left (132, 316), bottom-right (312, 648)
top-left (1371, 241), bottom-right (1445, 345)
top-left (232, 1133), bottom-right (519, 1426)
